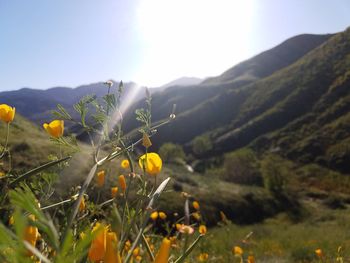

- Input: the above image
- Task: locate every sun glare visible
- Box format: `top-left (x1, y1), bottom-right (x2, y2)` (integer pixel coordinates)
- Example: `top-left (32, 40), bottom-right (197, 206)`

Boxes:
top-left (136, 0), bottom-right (256, 86)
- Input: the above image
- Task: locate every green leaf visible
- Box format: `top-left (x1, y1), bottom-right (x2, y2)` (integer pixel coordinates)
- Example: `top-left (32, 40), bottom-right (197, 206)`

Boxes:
top-left (9, 156), bottom-right (72, 187)
top-left (103, 93), bottom-right (116, 110)
top-left (52, 104), bottom-right (73, 121)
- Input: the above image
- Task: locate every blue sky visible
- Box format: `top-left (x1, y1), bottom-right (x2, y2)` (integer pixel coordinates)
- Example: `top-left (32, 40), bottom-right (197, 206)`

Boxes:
top-left (0, 0), bottom-right (349, 91)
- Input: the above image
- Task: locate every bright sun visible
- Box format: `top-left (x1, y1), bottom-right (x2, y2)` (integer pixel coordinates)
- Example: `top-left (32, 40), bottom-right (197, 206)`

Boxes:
top-left (136, 0), bottom-right (256, 86)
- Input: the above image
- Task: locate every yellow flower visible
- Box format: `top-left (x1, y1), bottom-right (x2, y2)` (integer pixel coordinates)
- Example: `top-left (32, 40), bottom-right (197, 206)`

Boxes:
top-left (79, 197), bottom-right (86, 212)
top-left (198, 253), bottom-right (209, 261)
top-left (193, 201), bottom-right (200, 210)
top-left (192, 212), bottom-right (201, 221)
top-left (124, 240), bottom-right (131, 252)
top-left (118, 175), bottom-right (127, 193)
top-left (9, 215), bottom-right (14, 225)
top-left (150, 211), bottom-right (159, 220)
top-left (154, 238), bottom-right (171, 263)
top-left (111, 186), bottom-right (119, 198)
top-left (135, 255), bottom-right (142, 262)
top-left (0, 104), bottom-right (15, 123)
top-left (23, 215), bottom-right (39, 256)
top-left (121, 159), bottom-right (130, 169)
top-left (315, 248), bottom-right (323, 258)
top-left (88, 223), bottom-right (107, 261)
top-left (133, 247), bottom-right (140, 257)
top-left (159, 212), bottom-right (167, 220)
top-left (96, 170), bottom-right (105, 187)
top-left (105, 232), bottom-right (121, 263)
top-left (43, 120), bottom-right (64, 138)
top-left (248, 255), bottom-right (255, 263)
top-left (233, 246), bottom-right (243, 256)
top-left (138, 152), bottom-right (162, 176)
top-left (142, 133), bottom-right (152, 148)
top-left (199, 225), bottom-right (207, 235)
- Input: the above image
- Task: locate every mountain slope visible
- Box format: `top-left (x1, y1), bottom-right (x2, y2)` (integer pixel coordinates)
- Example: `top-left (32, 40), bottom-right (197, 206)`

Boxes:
top-left (212, 28), bottom-right (350, 156)
top-left (202, 34), bottom-right (333, 85)
top-left (123, 33), bottom-right (332, 137)
top-left (123, 27), bottom-right (350, 176)
top-left (160, 77), bottom-right (203, 88)
top-left (0, 114), bottom-right (59, 170)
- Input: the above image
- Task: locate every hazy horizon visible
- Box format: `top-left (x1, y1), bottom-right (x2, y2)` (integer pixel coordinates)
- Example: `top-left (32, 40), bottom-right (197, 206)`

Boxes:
top-left (1, 0), bottom-right (350, 91)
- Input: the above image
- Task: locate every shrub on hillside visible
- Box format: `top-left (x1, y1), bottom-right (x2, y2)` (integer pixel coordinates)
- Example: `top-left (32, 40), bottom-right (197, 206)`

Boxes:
top-left (261, 154), bottom-right (289, 195)
top-left (222, 148), bottom-right (263, 186)
top-left (159, 142), bottom-right (186, 163)
top-left (192, 134), bottom-right (213, 155)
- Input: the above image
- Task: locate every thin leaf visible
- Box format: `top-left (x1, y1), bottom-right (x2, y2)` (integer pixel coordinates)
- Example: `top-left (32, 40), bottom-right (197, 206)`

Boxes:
top-left (174, 235), bottom-right (204, 263)
top-left (9, 156), bottom-right (71, 187)
top-left (61, 164), bottom-right (97, 246)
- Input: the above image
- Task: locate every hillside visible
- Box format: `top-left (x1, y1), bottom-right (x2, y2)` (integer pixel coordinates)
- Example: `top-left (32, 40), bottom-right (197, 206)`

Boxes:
top-left (123, 28), bottom-right (350, 177)
top-left (0, 114), bottom-right (58, 171)
top-left (159, 76), bottom-right (203, 88)
top-left (211, 28), bottom-right (350, 173)
top-left (123, 33), bottom-right (333, 144)
top-left (202, 34), bottom-right (333, 85)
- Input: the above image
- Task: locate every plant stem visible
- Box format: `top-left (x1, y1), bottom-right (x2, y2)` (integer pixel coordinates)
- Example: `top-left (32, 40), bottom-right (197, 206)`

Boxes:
top-left (0, 123), bottom-right (10, 159)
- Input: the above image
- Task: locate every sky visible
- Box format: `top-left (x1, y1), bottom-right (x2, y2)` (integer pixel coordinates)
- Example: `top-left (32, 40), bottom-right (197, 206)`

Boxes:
top-left (0, 0), bottom-right (350, 91)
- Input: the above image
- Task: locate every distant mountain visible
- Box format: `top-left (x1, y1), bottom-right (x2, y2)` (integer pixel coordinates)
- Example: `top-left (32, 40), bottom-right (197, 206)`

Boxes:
top-left (0, 81), bottom-right (144, 124)
top-left (160, 77), bottom-right (203, 88)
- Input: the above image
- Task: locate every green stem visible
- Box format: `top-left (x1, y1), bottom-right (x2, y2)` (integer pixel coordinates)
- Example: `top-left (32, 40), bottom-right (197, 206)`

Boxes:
top-left (98, 198), bottom-right (114, 208)
top-left (9, 156), bottom-right (72, 187)
top-left (0, 123), bottom-right (10, 159)
top-left (124, 178), bottom-right (171, 263)
top-left (41, 198), bottom-right (73, 210)
top-left (4, 122), bottom-right (9, 150)
top-left (120, 140), bottom-right (134, 242)
top-left (60, 163), bottom-right (97, 249)
top-left (182, 234), bottom-right (189, 255)
top-left (142, 233), bottom-right (155, 262)
top-left (174, 235), bottom-right (203, 263)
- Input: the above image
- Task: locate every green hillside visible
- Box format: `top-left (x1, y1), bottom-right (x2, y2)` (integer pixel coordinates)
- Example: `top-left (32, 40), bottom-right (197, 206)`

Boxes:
top-left (123, 27), bottom-right (350, 179)
top-left (123, 33), bottom-right (331, 140)
top-left (212, 27), bottom-right (350, 173)
top-left (0, 114), bottom-right (58, 171)
top-left (202, 34), bottom-right (332, 85)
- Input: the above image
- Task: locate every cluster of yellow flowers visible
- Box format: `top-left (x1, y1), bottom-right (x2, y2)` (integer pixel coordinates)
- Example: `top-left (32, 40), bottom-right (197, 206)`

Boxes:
top-left (150, 211), bottom-right (167, 221)
top-left (0, 103), bottom-right (65, 139)
top-left (232, 246), bottom-right (255, 263)
top-left (87, 223), bottom-right (121, 262)
top-left (0, 103), bottom-right (65, 141)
